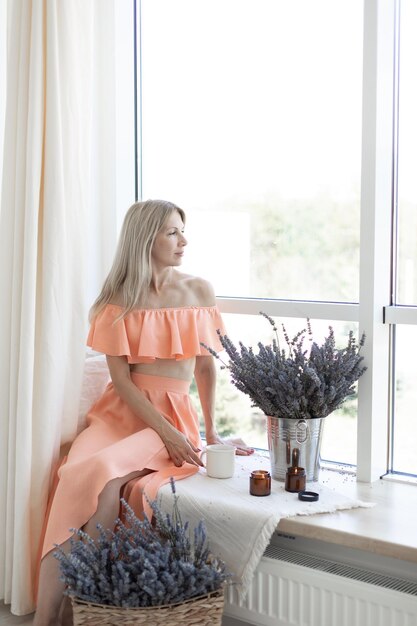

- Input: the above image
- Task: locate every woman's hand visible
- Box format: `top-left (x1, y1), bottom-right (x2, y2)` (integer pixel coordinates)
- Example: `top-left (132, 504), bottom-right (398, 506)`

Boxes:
top-left (205, 432), bottom-right (255, 456)
top-left (159, 422), bottom-right (204, 468)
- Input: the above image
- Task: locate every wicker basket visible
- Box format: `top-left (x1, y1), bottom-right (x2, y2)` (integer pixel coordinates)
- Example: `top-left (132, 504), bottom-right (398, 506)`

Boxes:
top-left (71, 589), bottom-right (225, 626)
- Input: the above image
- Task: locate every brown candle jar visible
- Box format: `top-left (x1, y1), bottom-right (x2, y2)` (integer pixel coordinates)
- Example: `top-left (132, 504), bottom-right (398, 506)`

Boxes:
top-left (285, 466), bottom-right (306, 493)
top-left (250, 470), bottom-right (271, 496)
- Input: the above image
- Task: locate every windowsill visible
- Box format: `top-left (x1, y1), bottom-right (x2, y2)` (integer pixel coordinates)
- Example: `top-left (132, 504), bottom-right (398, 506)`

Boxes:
top-left (277, 468), bottom-right (417, 564)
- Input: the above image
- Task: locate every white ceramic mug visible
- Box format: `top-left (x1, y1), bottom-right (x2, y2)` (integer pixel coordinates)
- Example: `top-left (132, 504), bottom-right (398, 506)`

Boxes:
top-left (202, 444), bottom-right (235, 479)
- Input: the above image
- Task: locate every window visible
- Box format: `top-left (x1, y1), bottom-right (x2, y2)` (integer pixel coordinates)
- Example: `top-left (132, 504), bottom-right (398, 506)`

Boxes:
top-left (140, 0), bottom-right (362, 303)
top-left (389, 0), bottom-right (417, 476)
top-left (392, 326), bottom-right (417, 475)
top-left (396, 0), bottom-right (417, 307)
top-left (133, 0), bottom-right (417, 479)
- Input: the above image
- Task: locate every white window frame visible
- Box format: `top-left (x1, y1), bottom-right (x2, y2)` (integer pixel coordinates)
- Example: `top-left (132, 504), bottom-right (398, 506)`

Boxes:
top-left (356, 0), bottom-right (396, 482)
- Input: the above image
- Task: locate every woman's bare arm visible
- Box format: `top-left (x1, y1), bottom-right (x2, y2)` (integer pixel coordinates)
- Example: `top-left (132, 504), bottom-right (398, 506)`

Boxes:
top-left (194, 355), bottom-right (219, 443)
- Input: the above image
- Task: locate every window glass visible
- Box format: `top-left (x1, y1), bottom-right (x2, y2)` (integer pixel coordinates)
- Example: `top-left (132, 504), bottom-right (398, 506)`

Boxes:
top-left (141, 0), bottom-right (363, 302)
top-left (397, 0), bottom-right (417, 305)
top-left (391, 0), bottom-right (417, 477)
top-left (392, 325), bottom-right (417, 475)
top-left (190, 313), bottom-right (359, 466)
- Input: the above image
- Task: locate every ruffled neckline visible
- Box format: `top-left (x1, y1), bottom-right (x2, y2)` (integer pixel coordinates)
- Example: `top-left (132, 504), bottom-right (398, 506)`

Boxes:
top-left (106, 303), bottom-right (218, 313)
top-left (87, 303), bottom-right (225, 363)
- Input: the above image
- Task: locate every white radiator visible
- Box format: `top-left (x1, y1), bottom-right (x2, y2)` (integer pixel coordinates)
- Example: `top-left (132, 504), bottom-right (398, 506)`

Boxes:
top-left (224, 533), bottom-right (417, 626)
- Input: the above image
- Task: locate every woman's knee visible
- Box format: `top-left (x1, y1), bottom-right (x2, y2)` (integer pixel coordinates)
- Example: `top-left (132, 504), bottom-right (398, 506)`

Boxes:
top-left (98, 469), bottom-right (150, 502)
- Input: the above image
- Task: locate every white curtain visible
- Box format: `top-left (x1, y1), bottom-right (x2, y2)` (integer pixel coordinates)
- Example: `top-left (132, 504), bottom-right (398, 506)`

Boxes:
top-left (0, 0), bottom-right (6, 193)
top-left (0, 0), bottom-right (119, 614)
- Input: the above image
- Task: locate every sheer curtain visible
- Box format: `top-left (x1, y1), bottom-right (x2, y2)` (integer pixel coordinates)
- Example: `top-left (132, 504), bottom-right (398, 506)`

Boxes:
top-left (0, 0), bottom-right (121, 614)
top-left (0, 0), bottom-right (5, 194)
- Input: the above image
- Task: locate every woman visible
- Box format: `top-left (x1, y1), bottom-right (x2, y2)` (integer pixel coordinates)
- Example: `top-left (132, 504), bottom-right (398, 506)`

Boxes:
top-left (34, 199), bottom-right (253, 626)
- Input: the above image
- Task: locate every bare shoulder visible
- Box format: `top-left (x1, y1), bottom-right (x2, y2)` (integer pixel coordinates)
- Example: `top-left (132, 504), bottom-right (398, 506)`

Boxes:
top-left (191, 276), bottom-right (217, 306)
top-left (177, 273), bottom-right (217, 307)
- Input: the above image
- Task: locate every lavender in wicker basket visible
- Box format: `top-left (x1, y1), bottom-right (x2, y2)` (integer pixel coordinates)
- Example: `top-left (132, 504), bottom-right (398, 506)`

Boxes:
top-left (54, 478), bottom-right (230, 608)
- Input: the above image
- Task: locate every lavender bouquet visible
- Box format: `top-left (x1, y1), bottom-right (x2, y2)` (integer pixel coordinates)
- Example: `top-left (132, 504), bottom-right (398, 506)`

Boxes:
top-left (204, 313), bottom-right (366, 420)
top-left (54, 479), bottom-right (229, 608)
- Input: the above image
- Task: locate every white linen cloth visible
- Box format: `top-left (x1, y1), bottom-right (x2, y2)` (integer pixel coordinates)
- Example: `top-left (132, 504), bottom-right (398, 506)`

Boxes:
top-left (159, 453), bottom-right (375, 599)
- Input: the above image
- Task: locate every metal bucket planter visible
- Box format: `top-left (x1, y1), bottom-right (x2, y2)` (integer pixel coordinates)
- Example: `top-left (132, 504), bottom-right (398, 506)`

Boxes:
top-left (266, 416), bottom-right (325, 481)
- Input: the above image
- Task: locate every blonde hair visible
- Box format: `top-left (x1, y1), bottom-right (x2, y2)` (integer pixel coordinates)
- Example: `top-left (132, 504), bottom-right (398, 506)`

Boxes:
top-left (89, 199), bottom-right (185, 321)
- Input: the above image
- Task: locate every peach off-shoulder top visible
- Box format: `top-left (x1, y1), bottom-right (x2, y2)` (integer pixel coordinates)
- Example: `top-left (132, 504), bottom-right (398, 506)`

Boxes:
top-left (87, 304), bottom-right (226, 363)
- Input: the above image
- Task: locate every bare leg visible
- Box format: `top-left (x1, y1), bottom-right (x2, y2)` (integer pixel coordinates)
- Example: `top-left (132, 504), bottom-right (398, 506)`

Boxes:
top-left (82, 470), bottom-right (152, 540)
top-left (33, 538), bottom-right (71, 626)
top-left (33, 469), bottom-right (151, 626)
top-left (59, 595), bottom-right (73, 626)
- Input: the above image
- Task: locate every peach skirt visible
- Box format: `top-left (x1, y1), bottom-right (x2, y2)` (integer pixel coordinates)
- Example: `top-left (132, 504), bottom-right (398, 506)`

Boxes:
top-left (40, 372), bottom-right (201, 559)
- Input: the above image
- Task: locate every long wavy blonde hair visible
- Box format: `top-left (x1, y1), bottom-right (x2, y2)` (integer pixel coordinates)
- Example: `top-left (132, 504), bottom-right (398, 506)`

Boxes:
top-left (89, 199), bottom-right (185, 321)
